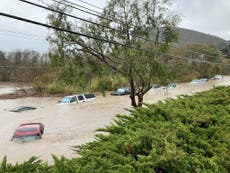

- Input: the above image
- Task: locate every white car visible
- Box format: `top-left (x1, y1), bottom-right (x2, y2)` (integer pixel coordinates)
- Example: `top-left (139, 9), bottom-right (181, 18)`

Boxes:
top-left (58, 93), bottom-right (96, 104)
top-left (214, 74), bottom-right (222, 80)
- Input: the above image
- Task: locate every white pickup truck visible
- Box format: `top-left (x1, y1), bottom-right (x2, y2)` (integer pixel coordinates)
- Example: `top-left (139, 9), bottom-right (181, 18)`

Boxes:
top-left (58, 93), bottom-right (96, 104)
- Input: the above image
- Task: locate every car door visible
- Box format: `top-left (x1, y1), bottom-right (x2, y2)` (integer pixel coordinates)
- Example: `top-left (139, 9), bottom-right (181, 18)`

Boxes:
top-left (70, 96), bottom-right (77, 103)
top-left (77, 95), bottom-right (86, 103)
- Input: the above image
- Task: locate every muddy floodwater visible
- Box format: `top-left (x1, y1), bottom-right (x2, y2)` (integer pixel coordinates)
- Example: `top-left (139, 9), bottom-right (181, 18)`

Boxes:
top-left (0, 77), bottom-right (229, 164)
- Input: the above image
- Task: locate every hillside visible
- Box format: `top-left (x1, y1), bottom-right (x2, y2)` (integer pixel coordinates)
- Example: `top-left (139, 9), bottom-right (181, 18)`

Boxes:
top-left (176, 27), bottom-right (226, 49)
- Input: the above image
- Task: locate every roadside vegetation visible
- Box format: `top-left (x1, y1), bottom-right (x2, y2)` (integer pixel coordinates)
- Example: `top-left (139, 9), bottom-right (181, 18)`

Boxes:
top-left (0, 42), bottom-right (229, 97)
top-left (1, 86), bottom-right (229, 172)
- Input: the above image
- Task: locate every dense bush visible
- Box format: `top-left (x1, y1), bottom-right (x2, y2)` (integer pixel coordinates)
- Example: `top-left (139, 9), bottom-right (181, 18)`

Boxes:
top-left (1, 86), bottom-right (229, 172)
top-left (71, 86), bottom-right (230, 173)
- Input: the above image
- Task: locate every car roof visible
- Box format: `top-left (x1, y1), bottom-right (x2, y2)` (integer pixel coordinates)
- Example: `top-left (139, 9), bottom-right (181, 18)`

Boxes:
top-left (14, 106), bottom-right (35, 109)
top-left (64, 93), bottom-right (94, 97)
top-left (14, 106), bottom-right (29, 109)
top-left (19, 123), bottom-right (42, 128)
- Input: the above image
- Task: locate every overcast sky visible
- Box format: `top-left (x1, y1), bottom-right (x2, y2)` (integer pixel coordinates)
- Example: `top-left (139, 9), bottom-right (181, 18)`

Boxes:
top-left (0, 0), bottom-right (230, 52)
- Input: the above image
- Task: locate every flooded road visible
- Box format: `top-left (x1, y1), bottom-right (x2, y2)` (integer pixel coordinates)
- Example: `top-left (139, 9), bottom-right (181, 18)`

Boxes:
top-left (0, 77), bottom-right (229, 164)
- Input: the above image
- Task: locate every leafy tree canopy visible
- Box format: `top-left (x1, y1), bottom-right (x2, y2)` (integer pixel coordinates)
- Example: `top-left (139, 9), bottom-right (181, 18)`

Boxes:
top-left (47, 0), bottom-right (180, 107)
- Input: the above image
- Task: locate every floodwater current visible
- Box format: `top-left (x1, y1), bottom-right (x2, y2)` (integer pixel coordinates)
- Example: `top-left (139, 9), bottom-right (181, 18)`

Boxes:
top-left (0, 77), bottom-right (229, 164)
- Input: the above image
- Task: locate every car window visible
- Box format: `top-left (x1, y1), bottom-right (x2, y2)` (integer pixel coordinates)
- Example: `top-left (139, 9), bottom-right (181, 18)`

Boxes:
top-left (18, 127), bottom-right (37, 132)
top-left (12, 136), bottom-right (40, 142)
top-left (117, 88), bottom-right (125, 93)
top-left (70, 96), bottom-right (77, 103)
top-left (14, 106), bottom-right (24, 111)
top-left (78, 95), bottom-right (84, 101)
top-left (60, 97), bottom-right (71, 103)
top-left (84, 94), bottom-right (95, 99)
top-left (18, 107), bottom-right (25, 111)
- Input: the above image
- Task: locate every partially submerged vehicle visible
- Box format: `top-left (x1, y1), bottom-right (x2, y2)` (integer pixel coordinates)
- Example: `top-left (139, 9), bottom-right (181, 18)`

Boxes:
top-left (152, 84), bottom-right (162, 89)
top-left (111, 87), bottom-right (131, 96)
top-left (214, 74), bottom-right (222, 80)
top-left (9, 106), bottom-right (36, 112)
top-left (58, 93), bottom-right (96, 104)
top-left (166, 83), bottom-right (177, 89)
top-left (190, 78), bottom-right (208, 84)
top-left (11, 123), bottom-right (44, 142)
top-left (200, 78), bottom-right (208, 83)
top-left (161, 83), bottom-right (177, 90)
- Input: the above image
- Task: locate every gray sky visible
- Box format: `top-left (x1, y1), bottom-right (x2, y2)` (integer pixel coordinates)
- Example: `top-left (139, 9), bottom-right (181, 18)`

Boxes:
top-left (0, 0), bottom-right (230, 52)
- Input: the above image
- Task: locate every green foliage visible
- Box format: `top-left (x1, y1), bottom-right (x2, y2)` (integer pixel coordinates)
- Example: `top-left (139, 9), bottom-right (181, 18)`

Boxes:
top-left (46, 0), bottom-right (180, 107)
top-left (90, 75), bottom-right (128, 93)
top-left (0, 50), bottom-right (50, 83)
top-left (168, 43), bottom-right (228, 81)
top-left (71, 86), bottom-right (230, 173)
top-left (0, 156), bottom-right (49, 173)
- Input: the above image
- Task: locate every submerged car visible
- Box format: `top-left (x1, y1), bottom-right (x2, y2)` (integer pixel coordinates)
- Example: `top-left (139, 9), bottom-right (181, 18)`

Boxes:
top-left (58, 93), bottom-right (96, 104)
top-left (190, 78), bottom-right (208, 84)
top-left (9, 106), bottom-right (36, 112)
top-left (214, 74), bottom-right (222, 80)
top-left (166, 83), bottom-right (177, 89)
top-left (152, 84), bottom-right (162, 89)
top-left (200, 78), bottom-right (208, 83)
top-left (11, 123), bottom-right (44, 141)
top-left (162, 83), bottom-right (177, 89)
top-left (111, 87), bottom-right (131, 96)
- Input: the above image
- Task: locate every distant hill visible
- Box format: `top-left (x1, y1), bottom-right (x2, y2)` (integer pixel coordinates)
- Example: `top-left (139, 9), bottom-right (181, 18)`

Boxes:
top-left (176, 28), bottom-right (226, 49)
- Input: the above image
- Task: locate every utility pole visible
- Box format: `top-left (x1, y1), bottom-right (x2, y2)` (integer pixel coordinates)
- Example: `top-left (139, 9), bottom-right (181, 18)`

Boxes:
top-left (227, 40), bottom-right (230, 58)
top-left (198, 53), bottom-right (205, 77)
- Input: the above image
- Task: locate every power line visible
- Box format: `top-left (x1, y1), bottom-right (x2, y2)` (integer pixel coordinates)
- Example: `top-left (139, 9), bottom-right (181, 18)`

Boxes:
top-left (0, 31), bottom-right (46, 41)
top-left (0, 28), bottom-right (46, 41)
top-left (20, 0), bottom-right (210, 59)
top-left (74, 0), bottom-right (103, 11)
top-left (42, 0), bottom-right (223, 61)
top-left (19, 0), bottom-right (123, 34)
top-left (62, 0), bottom-right (102, 15)
top-left (22, 0), bottom-right (161, 48)
top-left (0, 11), bottom-right (229, 66)
top-left (166, 53), bottom-right (230, 66)
top-left (51, 0), bottom-right (114, 22)
top-left (0, 28), bottom-right (44, 38)
top-left (0, 11), bottom-right (152, 52)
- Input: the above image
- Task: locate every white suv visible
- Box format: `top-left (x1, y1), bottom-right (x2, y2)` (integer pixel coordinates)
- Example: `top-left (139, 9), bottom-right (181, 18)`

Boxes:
top-left (58, 93), bottom-right (96, 104)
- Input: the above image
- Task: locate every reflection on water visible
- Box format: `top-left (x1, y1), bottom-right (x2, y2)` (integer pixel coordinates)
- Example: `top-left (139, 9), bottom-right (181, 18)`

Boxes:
top-left (0, 77), bottom-right (229, 164)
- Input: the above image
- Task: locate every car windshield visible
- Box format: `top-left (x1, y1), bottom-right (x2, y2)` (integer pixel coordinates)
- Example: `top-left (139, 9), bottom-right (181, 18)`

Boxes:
top-left (60, 97), bottom-right (71, 103)
top-left (12, 135), bottom-right (39, 142)
top-left (191, 79), bottom-right (200, 83)
top-left (117, 88), bottom-right (125, 93)
top-left (215, 75), bottom-right (222, 78)
top-left (13, 106), bottom-right (25, 110)
top-left (18, 127), bottom-right (37, 132)
top-left (192, 79), bottom-right (199, 82)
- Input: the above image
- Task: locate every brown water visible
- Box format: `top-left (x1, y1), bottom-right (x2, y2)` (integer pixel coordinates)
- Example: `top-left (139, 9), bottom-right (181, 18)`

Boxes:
top-left (0, 77), bottom-right (229, 164)
top-left (0, 82), bottom-right (32, 95)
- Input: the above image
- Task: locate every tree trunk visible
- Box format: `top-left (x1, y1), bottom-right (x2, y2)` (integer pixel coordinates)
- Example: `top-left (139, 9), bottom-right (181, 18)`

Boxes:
top-left (129, 76), bottom-right (137, 107)
top-left (130, 93), bottom-right (137, 107)
top-left (137, 94), bottom-right (144, 107)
